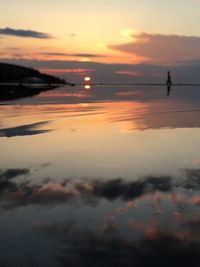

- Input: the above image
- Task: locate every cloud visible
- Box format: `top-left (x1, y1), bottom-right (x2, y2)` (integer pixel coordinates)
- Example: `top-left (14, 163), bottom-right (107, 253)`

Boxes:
top-left (0, 168), bottom-right (29, 193)
top-left (40, 220), bottom-right (200, 267)
top-left (0, 168), bottom-right (199, 208)
top-left (8, 182), bottom-right (78, 206)
top-left (74, 53), bottom-right (105, 58)
top-left (79, 170), bottom-right (199, 202)
top-left (115, 70), bottom-right (142, 76)
top-left (0, 168), bottom-right (77, 207)
top-left (180, 169), bottom-right (200, 190)
top-left (115, 91), bottom-right (140, 97)
top-left (192, 196), bottom-right (200, 205)
top-left (42, 52), bottom-right (105, 58)
top-left (39, 68), bottom-right (96, 74)
top-left (109, 100), bottom-right (200, 131)
top-left (181, 216), bottom-right (200, 236)
top-left (0, 166), bottom-right (198, 266)
top-left (0, 169), bottom-right (30, 180)
top-left (109, 32), bottom-right (200, 64)
top-left (0, 121), bottom-right (52, 138)
top-left (0, 27), bottom-right (52, 39)
top-left (0, 175), bottom-right (174, 207)
top-left (69, 33), bottom-right (80, 37)
top-left (83, 176), bottom-right (172, 201)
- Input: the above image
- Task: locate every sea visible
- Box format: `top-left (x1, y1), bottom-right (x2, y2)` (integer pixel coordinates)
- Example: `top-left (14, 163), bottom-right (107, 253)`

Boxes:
top-left (0, 83), bottom-right (199, 266)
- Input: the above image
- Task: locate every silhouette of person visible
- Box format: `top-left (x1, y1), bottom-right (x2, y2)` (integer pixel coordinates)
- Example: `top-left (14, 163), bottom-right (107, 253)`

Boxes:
top-left (166, 71), bottom-right (172, 85)
top-left (166, 71), bottom-right (172, 96)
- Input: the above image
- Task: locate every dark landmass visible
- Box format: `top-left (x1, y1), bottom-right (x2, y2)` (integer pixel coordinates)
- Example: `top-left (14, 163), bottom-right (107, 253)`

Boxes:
top-left (0, 62), bottom-right (66, 84)
top-left (0, 62), bottom-right (72, 101)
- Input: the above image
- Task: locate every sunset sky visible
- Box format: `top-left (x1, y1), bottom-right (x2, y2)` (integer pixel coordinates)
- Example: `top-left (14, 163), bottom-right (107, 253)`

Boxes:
top-left (1, 0), bottom-right (200, 79)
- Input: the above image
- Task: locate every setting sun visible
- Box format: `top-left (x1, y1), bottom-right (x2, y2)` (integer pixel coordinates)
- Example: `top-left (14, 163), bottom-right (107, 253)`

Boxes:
top-left (84, 76), bottom-right (91, 82)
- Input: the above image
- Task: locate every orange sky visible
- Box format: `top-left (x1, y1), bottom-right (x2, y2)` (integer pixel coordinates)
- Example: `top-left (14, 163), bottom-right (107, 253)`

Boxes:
top-left (1, 0), bottom-right (200, 66)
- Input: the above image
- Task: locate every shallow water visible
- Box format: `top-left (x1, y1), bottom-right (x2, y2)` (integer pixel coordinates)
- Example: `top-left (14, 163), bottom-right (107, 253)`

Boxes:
top-left (0, 85), bottom-right (199, 266)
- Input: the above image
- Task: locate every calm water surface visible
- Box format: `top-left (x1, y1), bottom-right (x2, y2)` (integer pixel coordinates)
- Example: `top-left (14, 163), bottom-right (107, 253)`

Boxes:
top-left (0, 85), bottom-right (199, 266)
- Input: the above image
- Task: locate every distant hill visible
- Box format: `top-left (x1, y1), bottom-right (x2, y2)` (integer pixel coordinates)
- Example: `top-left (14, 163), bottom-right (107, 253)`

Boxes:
top-left (0, 62), bottom-right (66, 84)
top-left (0, 62), bottom-right (72, 101)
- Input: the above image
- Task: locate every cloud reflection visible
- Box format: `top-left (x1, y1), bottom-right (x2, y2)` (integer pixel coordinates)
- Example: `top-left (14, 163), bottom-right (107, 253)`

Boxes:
top-left (0, 168), bottom-right (29, 193)
top-left (0, 121), bottom-right (52, 138)
top-left (40, 218), bottom-right (200, 267)
top-left (0, 168), bottom-right (199, 266)
top-left (0, 168), bottom-right (199, 208)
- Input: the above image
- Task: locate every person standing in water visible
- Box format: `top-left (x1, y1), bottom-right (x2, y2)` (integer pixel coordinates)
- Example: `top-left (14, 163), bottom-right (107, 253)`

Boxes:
top-left (166, 71), bottom-right (172, 85)
top-left (166, 71), bottom-right (172, 96)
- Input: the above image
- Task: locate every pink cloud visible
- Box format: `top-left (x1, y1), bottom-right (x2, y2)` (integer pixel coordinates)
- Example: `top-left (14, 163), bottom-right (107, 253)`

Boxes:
top-left (109, 32), bottom-right (200, 64)
top-left (115, 91), bottom-right (141, 97)
top-left (192, 196), bottom-right (200, 205)
top-left (38, 68), bottom-right (96, 74)
top-left (115, 70), bottom-right (142, 77)
top-left (39, 91), bottom-right (93, 98)
top-left (126, 219), bottom-right (144, 231)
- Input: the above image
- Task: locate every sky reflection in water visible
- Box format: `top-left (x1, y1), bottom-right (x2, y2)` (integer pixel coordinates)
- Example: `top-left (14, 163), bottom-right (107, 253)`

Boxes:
top-left (0, 85), bottom-right (199, 267)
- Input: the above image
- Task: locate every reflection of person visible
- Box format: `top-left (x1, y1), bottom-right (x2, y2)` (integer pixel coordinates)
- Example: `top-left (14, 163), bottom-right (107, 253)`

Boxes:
top-left (167, 85), bottom-right (171, 96)
top-left (166, 71), bottom-right (172, 85)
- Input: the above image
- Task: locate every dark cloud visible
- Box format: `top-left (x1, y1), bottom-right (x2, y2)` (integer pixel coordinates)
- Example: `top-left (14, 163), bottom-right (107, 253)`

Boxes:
top-left (84, 176), bottom-right (172, 201)
top-left (73, 53), bottom-right (105, 58)
top-left (181, 216), bottom-right (200, 236)
top-left (0, 168), bottom-right (29, 193)
top-left (0, 167), bottom-right (199, 266)
top-left (0, 177), bottom-right (170, 207)
top-left (0, 169), bottom-right (30, 180)
top-left (0, 169), bottom-right (199, 208)
top-left (41, 221), bottom-right (200, 267)
top-left (181, 169), bottom-right (200, 190)
top-left (41, 52), bottom-right (72, 57)
top-left (42, 52), bottom-right (105, 58)
top-left (109, 32), bottom-right (200, 64)
top-left (6, 47), bottom-right (21, 51)
top-left (69, 33), bottom-right (80, 37)
top-left (0, 27), bottom-right (52, 39)
top-left (0, 175), bottom-right (174, 207)
top-left (0, 121), bottom-right (52, 138)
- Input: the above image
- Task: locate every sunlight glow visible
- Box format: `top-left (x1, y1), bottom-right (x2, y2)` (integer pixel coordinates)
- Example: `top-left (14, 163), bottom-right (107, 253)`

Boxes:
top-left (84, 76), bottom-right (91, 82)
top-left (84, 84), bottom-right (91, 90)
top-left (120, 28), bottom-right (138, 41)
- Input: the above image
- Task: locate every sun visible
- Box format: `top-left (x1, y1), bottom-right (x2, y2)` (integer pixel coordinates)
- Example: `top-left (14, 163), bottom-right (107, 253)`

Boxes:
top-left (84, 76), bottom-right (91, 82)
